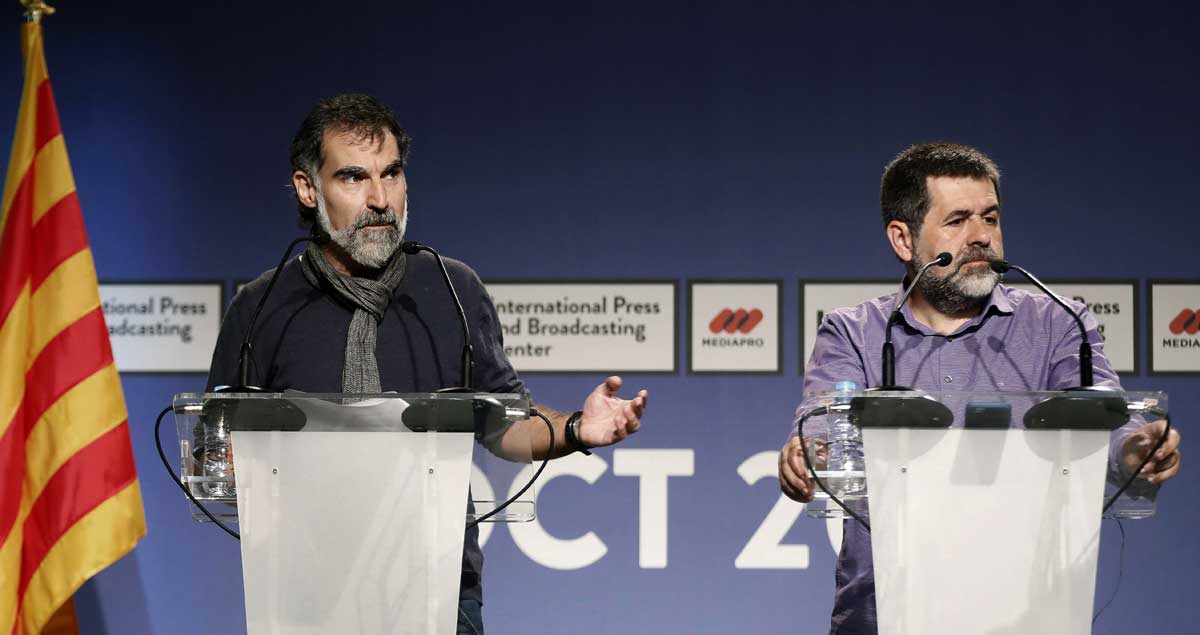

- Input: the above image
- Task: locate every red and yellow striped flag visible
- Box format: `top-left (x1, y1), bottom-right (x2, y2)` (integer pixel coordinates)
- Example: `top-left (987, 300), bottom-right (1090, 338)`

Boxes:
top-left (0, 22), bottom-right (147, 635)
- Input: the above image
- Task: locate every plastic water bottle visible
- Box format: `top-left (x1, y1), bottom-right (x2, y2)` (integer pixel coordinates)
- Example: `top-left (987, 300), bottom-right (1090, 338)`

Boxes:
top-left (202, 411), bottom-right (235, 498)
top-left (826, 380), bottom-right (865, 497)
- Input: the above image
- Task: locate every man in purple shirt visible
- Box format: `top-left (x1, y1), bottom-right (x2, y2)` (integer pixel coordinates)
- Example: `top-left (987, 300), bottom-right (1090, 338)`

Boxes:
top-left (776, 142), bottom-right (1183, 635)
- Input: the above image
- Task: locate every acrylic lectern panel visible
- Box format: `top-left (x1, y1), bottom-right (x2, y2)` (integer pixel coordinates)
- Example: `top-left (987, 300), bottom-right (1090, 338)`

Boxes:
top-left (174, 393), bottom-right (537, 524)
top-left (865, 424), bottom-right (1109, 635)
top-left (171, 392), bottom-right (533, 635)
top-left (797, 389), bottom-right (1169, 635)
top-left (801, 390), bottom-right (1167, 520)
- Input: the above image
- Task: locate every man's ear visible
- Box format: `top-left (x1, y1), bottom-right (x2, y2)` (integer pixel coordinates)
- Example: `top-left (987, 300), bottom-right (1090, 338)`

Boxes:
top-left (293, 170), bottom-right (317, 208)
top-left (886, 220), bottom-right (915, 264)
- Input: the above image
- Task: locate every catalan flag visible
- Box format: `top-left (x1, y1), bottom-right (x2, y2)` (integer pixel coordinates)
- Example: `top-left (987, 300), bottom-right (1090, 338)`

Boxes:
top-left (0, 21), bottom-right (147, 635)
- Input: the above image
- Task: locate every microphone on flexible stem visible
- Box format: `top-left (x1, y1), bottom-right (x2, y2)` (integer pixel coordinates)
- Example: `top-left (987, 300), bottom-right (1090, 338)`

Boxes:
top-left (207, 229), bottom-right (329, 446)
top-left (989, 259), bottom-right (1128, 431)
top-left (855, 251), bottom-right (956, 429)
top-left (880, 251), bottom-right (953, 389)
top-left (219, 227), bottom-right (331, 393)
top-left (400, 240), bottom-right (474, 391)
top-left (988, 260), bottom-right (1092, 387)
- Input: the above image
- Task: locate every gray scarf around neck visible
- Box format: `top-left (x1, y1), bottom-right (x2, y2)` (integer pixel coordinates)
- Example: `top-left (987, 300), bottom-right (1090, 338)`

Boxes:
top-left (300, 242), bottom-right (407, 393)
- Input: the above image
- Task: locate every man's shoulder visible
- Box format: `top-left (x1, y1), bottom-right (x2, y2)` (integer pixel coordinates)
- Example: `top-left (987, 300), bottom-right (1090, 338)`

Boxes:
top-left (406, 250), bottom-right (485, 291)
top-left (441, 254), bottom-right (482, 284)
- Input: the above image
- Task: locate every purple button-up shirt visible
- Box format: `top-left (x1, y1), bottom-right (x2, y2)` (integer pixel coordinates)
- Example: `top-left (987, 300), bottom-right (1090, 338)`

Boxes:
top-left (796, 283), bottom-right (1126, 635)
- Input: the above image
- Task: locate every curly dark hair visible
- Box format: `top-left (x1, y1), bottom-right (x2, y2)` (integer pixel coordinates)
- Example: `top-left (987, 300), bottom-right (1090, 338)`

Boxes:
top-left (289, 94), bottom-right (412, 225)
top-left (880, 142), bottom-right (1000, 238)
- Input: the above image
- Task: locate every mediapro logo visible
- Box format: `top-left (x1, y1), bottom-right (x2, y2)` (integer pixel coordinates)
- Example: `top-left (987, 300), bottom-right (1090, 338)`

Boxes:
top-left (709, 308), bottom-right (763, 334)
top-left (1169, 308), bottom-right (1200, 335)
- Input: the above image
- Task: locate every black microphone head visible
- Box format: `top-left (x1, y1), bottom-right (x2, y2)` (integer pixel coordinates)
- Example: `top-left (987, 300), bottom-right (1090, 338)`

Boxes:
top-left (400, 240), bottom-right (422, 255)
top-left (934, 252), bottom-right (953, 267)
top-left (989, 259), bottom-right (1011, 274)
top-left (311, 228), bottom-right (332, 245)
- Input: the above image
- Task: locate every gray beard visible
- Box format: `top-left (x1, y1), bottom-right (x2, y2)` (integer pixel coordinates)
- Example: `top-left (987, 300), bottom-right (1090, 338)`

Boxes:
top-left (910, 248), bottom-right (1001, 315)
top-left (315, 196), bottom-right (407, 270)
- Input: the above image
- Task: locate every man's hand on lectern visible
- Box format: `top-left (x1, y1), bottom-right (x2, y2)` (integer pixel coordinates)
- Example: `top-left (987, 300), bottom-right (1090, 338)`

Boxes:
top-left (779, 436), bottom-right (826, 503)
top-left (1121, 419), bottom-right (1182, 484)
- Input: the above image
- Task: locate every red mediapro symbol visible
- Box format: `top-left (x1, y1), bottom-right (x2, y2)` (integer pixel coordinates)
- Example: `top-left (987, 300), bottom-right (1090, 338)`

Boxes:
top-left (1169, 308), bottom-right (1200, 335)
top-left (709, 308), bottom-right (764, 334)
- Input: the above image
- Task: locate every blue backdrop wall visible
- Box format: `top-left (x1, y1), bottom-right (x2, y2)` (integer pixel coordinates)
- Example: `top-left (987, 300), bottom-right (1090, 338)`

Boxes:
top-left (3, 2), bottom-right (1197, 633)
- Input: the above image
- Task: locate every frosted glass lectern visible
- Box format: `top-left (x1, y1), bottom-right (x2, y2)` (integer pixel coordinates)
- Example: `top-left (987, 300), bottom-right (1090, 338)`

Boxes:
top-left (172, 392), bottom-right (535, 635)
top-left (800, 389), bottom-right (1168, 635)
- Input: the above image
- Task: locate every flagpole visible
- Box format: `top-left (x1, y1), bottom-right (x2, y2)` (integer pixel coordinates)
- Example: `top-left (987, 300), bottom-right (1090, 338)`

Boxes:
top-left (20, 0), bottom-right (55, 23)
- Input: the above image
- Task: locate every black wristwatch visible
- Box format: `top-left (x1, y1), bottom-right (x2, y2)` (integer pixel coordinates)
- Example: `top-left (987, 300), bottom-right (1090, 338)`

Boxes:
top-left (564, 410), bottom-right (592, 455)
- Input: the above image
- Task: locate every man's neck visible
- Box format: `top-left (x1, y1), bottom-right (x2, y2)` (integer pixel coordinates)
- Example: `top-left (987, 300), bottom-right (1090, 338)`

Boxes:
top-left (321, 244), bottom-right (381, 279)
top-left (906, 290), bottom-right (985, 336)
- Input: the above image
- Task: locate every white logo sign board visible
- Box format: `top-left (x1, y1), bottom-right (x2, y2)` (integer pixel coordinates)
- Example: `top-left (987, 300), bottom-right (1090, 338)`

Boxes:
top-left (689, 281), bottom-right (781, 373)
top-left (486, 281), bottom-right (677, 372)
top-left (1150, 281), bottom-right (1200, 374)
top-left (100, 282), bottom-right (223, 373)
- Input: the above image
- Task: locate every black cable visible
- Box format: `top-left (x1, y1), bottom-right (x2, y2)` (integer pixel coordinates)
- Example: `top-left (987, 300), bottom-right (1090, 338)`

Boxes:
top-left (153, 404), bottom-right (241, 540)
top-left (797, 405), bottom-right (871, 531)
top-left (1091, 407), bottom-right (1171, 623)
top-left (1092, 519), bottom-right (1126, 625)
top-left (1102, 409), bottom-right (1171, 514)
top-left (466, 409), bottom-right (555, 529)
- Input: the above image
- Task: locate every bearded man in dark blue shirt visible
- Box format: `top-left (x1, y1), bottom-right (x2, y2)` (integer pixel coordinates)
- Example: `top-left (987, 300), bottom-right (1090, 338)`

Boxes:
top-left (207, 94), bottom-right (648, 635)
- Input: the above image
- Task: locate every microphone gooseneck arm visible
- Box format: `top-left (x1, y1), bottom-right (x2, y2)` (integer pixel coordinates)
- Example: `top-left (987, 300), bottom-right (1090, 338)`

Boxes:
top-left (990, 260), bottom-right (1093, 387)
top-left (401, 240), bottom-right (475, 390)
top-left (232, 229), bottom-right (331, 391)
top-left (881, 251), bottom-right (953, 388)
